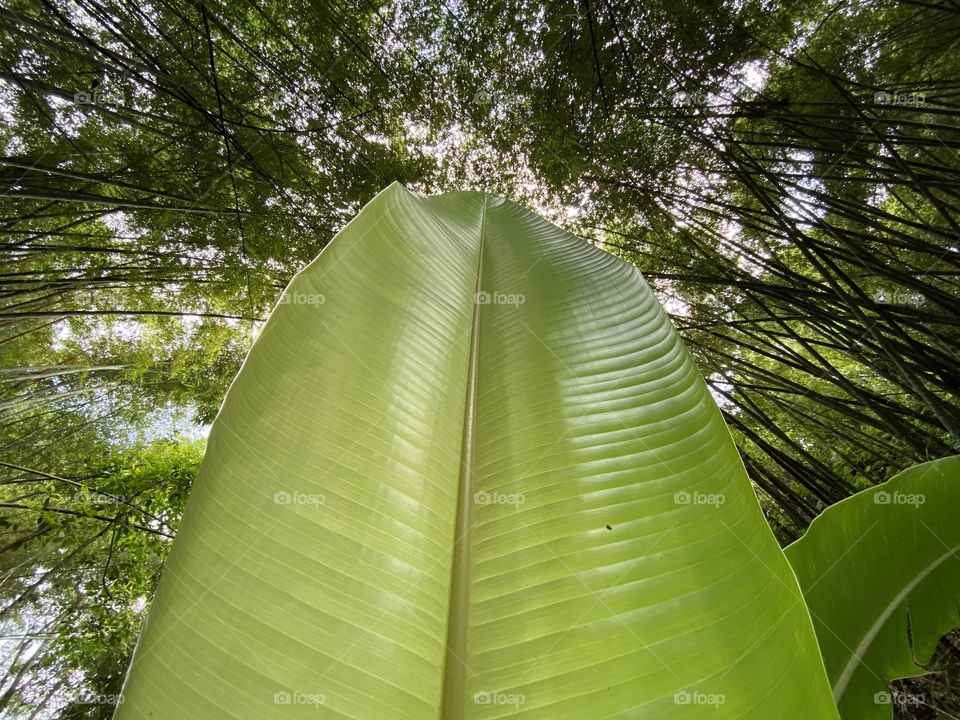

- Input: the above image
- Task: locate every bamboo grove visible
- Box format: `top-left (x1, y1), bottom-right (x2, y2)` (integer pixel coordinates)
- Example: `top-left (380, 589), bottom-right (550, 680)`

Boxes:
top-left (1, 0), bottom-right (958, 716)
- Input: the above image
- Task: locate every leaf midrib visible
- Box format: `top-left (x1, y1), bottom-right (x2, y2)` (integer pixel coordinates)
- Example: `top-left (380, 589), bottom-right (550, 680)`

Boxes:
top-left (440, 195), bottom-right (487, 720)
top-left (833, 541), bottom-right (960, 701)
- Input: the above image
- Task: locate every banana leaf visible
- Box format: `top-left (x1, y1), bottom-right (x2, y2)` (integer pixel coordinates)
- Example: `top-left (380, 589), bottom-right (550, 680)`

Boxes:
top-left (116, 183), bottom-right (838, 719)
top-left (785, 455), bottom-right (960, 720)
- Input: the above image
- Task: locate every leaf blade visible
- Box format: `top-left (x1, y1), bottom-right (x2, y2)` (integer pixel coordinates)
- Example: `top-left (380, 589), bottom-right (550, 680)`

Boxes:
top-left (117, 185), bottom-right (839, 719)
top-left (785, 455), bottom-right (960, 719)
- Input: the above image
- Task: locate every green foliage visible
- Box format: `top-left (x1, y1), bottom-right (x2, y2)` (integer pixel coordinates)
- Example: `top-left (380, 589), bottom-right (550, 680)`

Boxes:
top-left (1, 0), bottom-right (958, 715)
top-left (786, 456), bottom-right (960, 720)
top-left (117, 184), bottom-right (838, 719)
top-left (0, 439), bottom-right (203, 718)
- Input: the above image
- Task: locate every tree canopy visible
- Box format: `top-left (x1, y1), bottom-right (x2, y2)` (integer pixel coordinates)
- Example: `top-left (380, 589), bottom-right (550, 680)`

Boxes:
top-left (1, 0), bottom-right (958, 716)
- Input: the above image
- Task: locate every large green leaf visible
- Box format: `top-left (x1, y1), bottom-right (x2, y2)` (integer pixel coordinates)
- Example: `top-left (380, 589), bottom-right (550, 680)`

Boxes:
top-left (785, 455), bottom-right (960, 720)
top-left (116, 183), bottom-right (838, 718)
